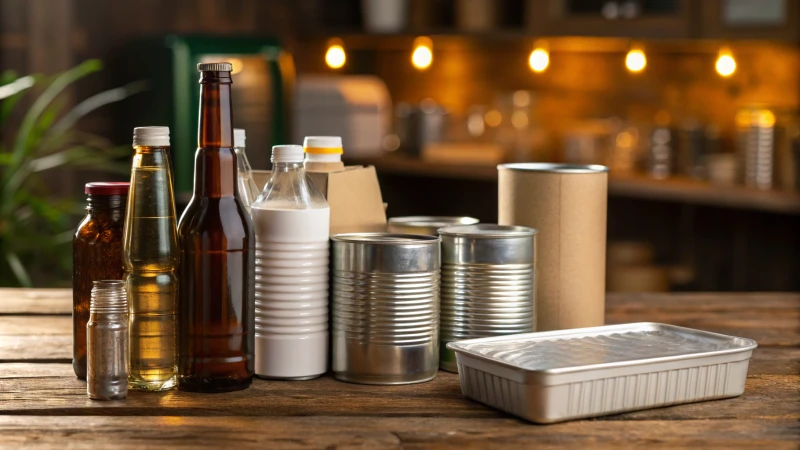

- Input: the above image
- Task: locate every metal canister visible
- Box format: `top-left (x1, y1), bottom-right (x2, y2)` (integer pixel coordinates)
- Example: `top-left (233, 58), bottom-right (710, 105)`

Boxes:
top-left (331, 233), bottom-right (440, 385)
top-left (438, 224), bottom-right (536, 372)
top-left (736, 107), bottom-right (777, 190)
top-left (87, 280), bottom-right (129, 400)
top-left (387, 216), bottom-right (479, 236)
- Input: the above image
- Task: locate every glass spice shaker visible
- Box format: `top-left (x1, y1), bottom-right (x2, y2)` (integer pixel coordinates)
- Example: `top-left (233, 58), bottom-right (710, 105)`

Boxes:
top-left (87, 280), bottom-right (129, 400)
top-left (73, 182), bottom-right (129, 379)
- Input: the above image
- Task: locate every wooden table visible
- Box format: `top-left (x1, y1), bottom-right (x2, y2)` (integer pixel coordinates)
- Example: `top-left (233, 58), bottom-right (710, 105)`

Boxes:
top-left (1, 289), bottom-right (798, 449)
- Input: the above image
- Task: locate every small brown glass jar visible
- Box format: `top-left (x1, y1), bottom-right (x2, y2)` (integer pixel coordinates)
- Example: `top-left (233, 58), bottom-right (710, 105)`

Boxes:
top-left (73, 182), bottom-right (129, 379)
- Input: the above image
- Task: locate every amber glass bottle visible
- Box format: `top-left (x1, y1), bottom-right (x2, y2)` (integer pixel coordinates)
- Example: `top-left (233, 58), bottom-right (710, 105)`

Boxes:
top-left (177, 62), bottom-right (255, 392)
top-left (73, 182), bottom-right (129, 379)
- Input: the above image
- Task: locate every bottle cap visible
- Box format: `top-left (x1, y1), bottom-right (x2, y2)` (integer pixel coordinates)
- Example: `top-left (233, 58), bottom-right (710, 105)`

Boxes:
top-left (133, 126), bottom-right (170, 147)
top-left (234, 129), bottom-right (246, 148)
top-left (85, 182), bottom-right (130, 196)
top-left (271, 145), bottom-right (305, 163)
top-left (197, 62), bottom-right (232, 72)
top-left (303, 136), bottom-right (343, 155)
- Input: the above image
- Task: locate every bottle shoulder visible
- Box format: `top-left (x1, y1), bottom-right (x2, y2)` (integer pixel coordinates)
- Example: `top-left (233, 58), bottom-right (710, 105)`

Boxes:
top-left (75, 214), bottom-right (125, 243)
top-left (253, 170), bottom-right (329, 210)
top-left (178, 196), bottom-right (254, 246)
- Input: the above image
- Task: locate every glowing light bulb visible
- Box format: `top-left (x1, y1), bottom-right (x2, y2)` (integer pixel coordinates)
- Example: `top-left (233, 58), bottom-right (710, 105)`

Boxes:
top-left (716, 48), bottom-right (736, 77)
top-left (229, 58), bottom-right (244, 75)
top-left (625, 48), bottom-right (646, 73)
top-left (529, 48), bottom-right (549, 73)
top-left (411, 37), bottom-right (433, 70)
top-left (484, 110), bottom-right (502, 128)
top-left (325, 43), bottom-right (346, 69)
top-left (759, 110), bottom-right (776, 127)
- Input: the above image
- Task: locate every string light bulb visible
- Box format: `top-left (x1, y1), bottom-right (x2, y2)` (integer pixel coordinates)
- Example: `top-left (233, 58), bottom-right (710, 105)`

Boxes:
top-left (529, 41), bottom-right (549, 73)
top-left (625, 47), bottom-right (647, 73)
top-left (715, 47), bottom-right (736, 77)
top-left (411, 37), bottom-right (433, 70)
top-left (325, 39), bottom-right (346, 69)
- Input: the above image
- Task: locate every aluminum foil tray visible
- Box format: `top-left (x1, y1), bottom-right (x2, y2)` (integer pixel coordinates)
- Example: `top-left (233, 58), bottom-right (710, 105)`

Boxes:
top-left (447, 322), bottom-right (757, 423)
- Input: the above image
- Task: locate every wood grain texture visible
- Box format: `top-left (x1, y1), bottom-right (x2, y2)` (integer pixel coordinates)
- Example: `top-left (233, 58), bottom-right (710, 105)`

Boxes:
top-left (1, 416), bottom-right (798, 450)
top-left (0, 371), bottom-right (797, 421)
top-left (0, 289), bottom-right (71, 315)
top-left (0, 289), bottom-right (797, 448)
top-left (0, 336), bottom-right (72, 363)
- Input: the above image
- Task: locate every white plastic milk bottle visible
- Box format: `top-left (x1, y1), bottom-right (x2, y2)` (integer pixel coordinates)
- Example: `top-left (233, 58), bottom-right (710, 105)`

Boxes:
top-left (251, 145), bottom-right (330, 379)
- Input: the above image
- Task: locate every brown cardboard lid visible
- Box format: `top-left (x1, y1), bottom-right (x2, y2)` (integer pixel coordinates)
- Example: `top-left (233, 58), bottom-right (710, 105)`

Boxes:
top-left (498, 163), bottom-right (608, 173)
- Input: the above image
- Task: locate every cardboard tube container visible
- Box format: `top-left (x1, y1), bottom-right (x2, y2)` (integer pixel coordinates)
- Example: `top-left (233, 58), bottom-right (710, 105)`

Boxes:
top-left (498, 163), bottom-right (608, 331)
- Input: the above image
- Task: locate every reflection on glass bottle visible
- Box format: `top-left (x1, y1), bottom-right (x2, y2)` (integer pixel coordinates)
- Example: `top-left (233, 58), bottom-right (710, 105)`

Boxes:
top-left (234, 128), bottom-right (259, 213)
top-left (177, 63), bottom-right (255, 392)
top-left (123, 126), bottom-right (178, 391)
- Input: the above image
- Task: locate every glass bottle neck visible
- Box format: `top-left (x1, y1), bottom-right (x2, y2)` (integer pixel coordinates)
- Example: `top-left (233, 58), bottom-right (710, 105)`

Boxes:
top-left (194, 71), bottom-right (236, 198)
top-left (272, 161), bottom-right (304, 173)
top-left (198, 72), bottom-right (233, 149)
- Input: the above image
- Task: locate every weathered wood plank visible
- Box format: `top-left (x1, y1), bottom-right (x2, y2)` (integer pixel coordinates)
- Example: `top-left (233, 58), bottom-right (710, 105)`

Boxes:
top-left (0, 364), bottom-right (75, 379)
top-left (0, 289), bottom-right (71, 315)
top-left (0, 370), bottom-right (796, 421)
top-left (0, 416), bottom-right (797, 449)
top-left (0, 317), bottom-right (71, 336)
top-left (0, 336), bottom-right (71, 363)
top-left (1, 325), bottom-right (798, 366)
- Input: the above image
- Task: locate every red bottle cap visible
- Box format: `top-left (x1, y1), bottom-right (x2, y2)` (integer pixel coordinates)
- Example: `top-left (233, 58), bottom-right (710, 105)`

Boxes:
top-left (84, 182), bottom-right (130, 196)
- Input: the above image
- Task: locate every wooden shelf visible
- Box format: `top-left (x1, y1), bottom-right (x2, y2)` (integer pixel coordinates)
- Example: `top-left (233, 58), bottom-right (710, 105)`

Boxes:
top-left (348, 156), bottom-right (800, 215)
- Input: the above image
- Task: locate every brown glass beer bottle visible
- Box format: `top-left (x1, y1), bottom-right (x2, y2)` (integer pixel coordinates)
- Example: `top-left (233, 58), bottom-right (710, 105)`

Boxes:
top-left (177, 62), bottom-right (255, 392)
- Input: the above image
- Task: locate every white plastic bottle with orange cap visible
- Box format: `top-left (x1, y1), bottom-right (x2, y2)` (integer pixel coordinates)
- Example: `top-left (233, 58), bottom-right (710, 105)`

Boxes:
top-left (304, 136), bottom-right (345, 172)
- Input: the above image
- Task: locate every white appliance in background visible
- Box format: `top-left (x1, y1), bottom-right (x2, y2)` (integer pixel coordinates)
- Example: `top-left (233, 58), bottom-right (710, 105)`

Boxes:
top-left (294, 75), bottom-right (392, 159)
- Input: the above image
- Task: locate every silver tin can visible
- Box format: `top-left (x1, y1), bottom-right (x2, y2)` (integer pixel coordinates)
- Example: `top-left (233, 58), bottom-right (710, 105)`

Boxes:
top-left (87, 280), bottom-right (129, 400)
top-left (331, 233), bottom-right (441, 385)
top-left (438, 224), bottom-right (536, 372)
top-left (387, 216), bottom-right (479, 236)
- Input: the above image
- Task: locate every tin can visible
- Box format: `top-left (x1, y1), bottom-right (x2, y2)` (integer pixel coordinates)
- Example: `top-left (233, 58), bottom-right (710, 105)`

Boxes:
top-left (438, 224), bottom-right (536, 372)
top-left (387, 216), bottom-right (479, 236)
top-left (331, 233), bottom-right (440, 385)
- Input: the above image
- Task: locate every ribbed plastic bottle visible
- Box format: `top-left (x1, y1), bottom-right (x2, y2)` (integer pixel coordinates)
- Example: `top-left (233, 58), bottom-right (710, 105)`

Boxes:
top-left (252, 145), bottom-right (330, 380)
top-left (123, 126), bottom-right (178, 391)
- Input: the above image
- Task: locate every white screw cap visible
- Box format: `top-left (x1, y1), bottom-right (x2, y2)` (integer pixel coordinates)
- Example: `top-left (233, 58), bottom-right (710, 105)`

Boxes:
top-left (303, 136), bottom-right (343, 150)
top-left (271, 145), bottom-right (305, 163)
top-left (234, 129), bottom-right (246, 148)
top-left (133, 126), bottom-right (169, 147)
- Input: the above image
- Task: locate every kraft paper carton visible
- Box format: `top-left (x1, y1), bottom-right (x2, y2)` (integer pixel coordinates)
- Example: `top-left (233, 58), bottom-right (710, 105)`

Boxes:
top-left (252, 166), bottom-right (387, 236)
top-left (498, 164), bottom-right (608, 332)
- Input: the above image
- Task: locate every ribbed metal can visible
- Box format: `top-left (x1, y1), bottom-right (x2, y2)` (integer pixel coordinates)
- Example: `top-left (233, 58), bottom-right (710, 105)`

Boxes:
top-left (331, 233), bottom-right (440, 385)
top-left (438, 224), bottom-right (536, 372)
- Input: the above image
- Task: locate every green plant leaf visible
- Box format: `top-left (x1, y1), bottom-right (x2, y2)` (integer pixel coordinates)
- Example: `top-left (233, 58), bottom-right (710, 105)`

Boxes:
top-left (7, 59), bottom-right (102, 175)
top-left (5, 252), bottom-right (33, 287)
top-left (0, 73), bottom-right (38, 126)
top-left (49, 79), bottom-right (150, 138)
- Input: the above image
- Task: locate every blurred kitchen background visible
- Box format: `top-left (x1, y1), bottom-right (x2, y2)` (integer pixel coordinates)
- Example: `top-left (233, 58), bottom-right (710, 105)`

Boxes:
top-left (1, 0), bottom-right (799, 291)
